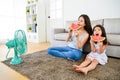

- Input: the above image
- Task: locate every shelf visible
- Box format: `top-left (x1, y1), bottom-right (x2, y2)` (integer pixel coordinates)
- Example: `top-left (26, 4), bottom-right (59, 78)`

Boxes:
top-left (26, 0), bottom-right (46, 43)
top-left (27, 0), bottom-right (38, 6)
top-left (26, 1), bottom-right (37, 33)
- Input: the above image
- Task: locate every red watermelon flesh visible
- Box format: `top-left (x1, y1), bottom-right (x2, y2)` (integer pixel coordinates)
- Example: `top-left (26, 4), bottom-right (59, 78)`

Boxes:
top-left (91, 36), bottom-right (105, 42)
top-left (70, 23), bottom-right (80, 30)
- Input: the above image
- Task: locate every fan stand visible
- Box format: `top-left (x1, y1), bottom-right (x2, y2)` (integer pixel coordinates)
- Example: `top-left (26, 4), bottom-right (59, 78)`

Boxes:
top-left (10, 49), bottom-right (23, 65)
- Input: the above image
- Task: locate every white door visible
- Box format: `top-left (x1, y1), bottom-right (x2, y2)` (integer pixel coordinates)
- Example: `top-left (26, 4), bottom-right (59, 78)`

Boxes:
top-left (37, 0), bottom-right (50, 42)
top-left (39, 0), bottom-right (63, 42)
top-left (48, 0), bottom-right (63, 42)
top-left (44, 0), bottom-right (50, 42)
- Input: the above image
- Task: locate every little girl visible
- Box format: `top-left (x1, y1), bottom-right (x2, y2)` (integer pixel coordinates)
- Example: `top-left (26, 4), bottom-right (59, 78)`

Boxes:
top-left (73, 24), bottom-right (108, 75)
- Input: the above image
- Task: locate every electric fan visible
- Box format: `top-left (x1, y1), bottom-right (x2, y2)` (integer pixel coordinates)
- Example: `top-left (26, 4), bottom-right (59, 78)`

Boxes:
top-left (6, 29), bottom-right (27, 65)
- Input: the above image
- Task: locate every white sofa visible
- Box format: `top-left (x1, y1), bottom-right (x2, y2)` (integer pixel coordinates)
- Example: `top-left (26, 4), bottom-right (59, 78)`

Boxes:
top-left (51, 18), bottom-right (120, 58)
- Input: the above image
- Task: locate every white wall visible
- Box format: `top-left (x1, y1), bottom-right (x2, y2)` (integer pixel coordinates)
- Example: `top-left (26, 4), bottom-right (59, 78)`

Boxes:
top-left (63, 0), bottom-right (120, 21)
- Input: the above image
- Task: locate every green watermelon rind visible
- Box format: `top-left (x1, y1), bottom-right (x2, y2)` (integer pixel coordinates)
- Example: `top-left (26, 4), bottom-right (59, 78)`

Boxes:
top-left (91, 36), bottom-right (105, 42)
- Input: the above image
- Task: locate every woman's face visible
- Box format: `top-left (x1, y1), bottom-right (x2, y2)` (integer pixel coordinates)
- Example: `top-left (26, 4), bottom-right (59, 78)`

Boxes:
top-left (77, 16), bottom-right (86, 28)
top-left (93, 27), bottom-right (102, 36)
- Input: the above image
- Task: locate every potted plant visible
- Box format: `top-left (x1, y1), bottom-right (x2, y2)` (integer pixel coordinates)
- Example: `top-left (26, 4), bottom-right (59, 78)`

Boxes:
top-left (31, 0), bottom-right (34, 3)
top-left (28, 26), bottom-right (32, 32)
top-left (33, 16), bottom-right (36, 23)
top-left (27, 0), bottom-right (30, 4)
top-left (26, 8), bottom-right (30, 14)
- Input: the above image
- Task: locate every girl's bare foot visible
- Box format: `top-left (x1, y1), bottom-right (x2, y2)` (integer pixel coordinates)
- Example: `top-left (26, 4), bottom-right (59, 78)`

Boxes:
top-left (72, 65), bottom-right (79, 70)
top-left (75, 68), bottom-right (88, 75)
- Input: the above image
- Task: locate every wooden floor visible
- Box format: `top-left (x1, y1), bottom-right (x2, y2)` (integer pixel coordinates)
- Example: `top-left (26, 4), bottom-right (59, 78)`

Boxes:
top-left (0, 42), bottom-right (51, 80)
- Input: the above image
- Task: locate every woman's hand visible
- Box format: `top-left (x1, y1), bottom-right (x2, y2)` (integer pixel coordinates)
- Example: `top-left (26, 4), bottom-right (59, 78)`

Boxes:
top-left (68, 27), bottom-right (72, 33)
top-left (66, 28), bottom-right (72, 42)
top-left (74, 30), bottom-right (79, 37)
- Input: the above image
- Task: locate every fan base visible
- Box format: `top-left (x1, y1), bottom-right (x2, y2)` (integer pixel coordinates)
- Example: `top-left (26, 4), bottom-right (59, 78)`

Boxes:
top-left (10, 57), bottom-right (23, 65)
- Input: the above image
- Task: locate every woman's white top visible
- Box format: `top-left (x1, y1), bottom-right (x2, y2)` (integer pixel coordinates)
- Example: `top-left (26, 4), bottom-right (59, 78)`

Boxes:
top-left (68, 32), bottom-right (87, 51)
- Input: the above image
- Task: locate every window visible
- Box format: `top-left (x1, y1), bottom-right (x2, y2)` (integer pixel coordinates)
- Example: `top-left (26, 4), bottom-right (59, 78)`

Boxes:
top-left (49, 0), bottom-right (63, 28)
top-left (0, 0), bottom-right (26, 40)
top-left (50, 0), bottom-right (63, 19)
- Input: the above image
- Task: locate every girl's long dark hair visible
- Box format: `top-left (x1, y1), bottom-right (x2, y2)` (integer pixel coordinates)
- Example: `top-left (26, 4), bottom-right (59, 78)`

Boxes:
top-left (78, 14), bottom-right (92, 41)
top-left (93, 24), bottom-right (108, 45)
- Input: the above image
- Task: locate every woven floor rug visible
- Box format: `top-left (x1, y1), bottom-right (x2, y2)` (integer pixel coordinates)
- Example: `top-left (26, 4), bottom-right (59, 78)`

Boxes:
top-left (2, 50), bottom-right (120, 80)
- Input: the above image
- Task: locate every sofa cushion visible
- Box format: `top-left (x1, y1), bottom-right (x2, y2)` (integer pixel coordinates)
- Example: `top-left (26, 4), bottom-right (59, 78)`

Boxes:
top-left (107, 33), bottom-right (120, 46)
top-left (106, 45), bottom-right (120, 58)
top-left (104, 18), bottom-right (120, 34)
top-left (91, 19), bottom-right (104, 28)
top-left (54, 33), bottom-right (68, 41)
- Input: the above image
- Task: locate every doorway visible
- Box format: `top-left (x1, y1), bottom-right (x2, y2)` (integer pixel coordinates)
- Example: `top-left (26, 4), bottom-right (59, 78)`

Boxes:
top-left (44, 0), bottom-right (63, 42)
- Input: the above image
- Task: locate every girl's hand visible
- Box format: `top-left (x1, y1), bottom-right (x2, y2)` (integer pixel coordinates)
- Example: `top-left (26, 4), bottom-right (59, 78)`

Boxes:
top-left (97, 42), bottom-right (105, 53)
top-left (90, 39), bottom-right (94, 43)
top-left (97, 42), bottom-right (103, 47)
top-left (90, 36), bottom-right (96, 52)
top-left (90, 36), bottom-right (94, 43)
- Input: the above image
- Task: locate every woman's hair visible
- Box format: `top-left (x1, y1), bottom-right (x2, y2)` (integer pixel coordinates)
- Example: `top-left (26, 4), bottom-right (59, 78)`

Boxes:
top-left (78, 14), bottom-right (92, 41)
top-left (93, 24), bottom-right (108, 45)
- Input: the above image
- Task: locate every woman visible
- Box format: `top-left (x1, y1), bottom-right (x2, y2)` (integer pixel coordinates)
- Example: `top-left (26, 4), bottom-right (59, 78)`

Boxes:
top-left (47, 14), bottom-right (92, 61)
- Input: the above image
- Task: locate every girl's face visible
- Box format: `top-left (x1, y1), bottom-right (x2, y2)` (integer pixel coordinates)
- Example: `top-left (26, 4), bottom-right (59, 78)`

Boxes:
top-left (93, 27), bottom-right (102, 36)
top-left (77, 16), bottom-right (86, 28)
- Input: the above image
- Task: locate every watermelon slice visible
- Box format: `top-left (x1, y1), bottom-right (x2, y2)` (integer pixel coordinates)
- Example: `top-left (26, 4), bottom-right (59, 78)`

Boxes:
top-left (91, 36), bottom-right (105, 42)
top-left (70, 23), bottom-right (80, 30)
